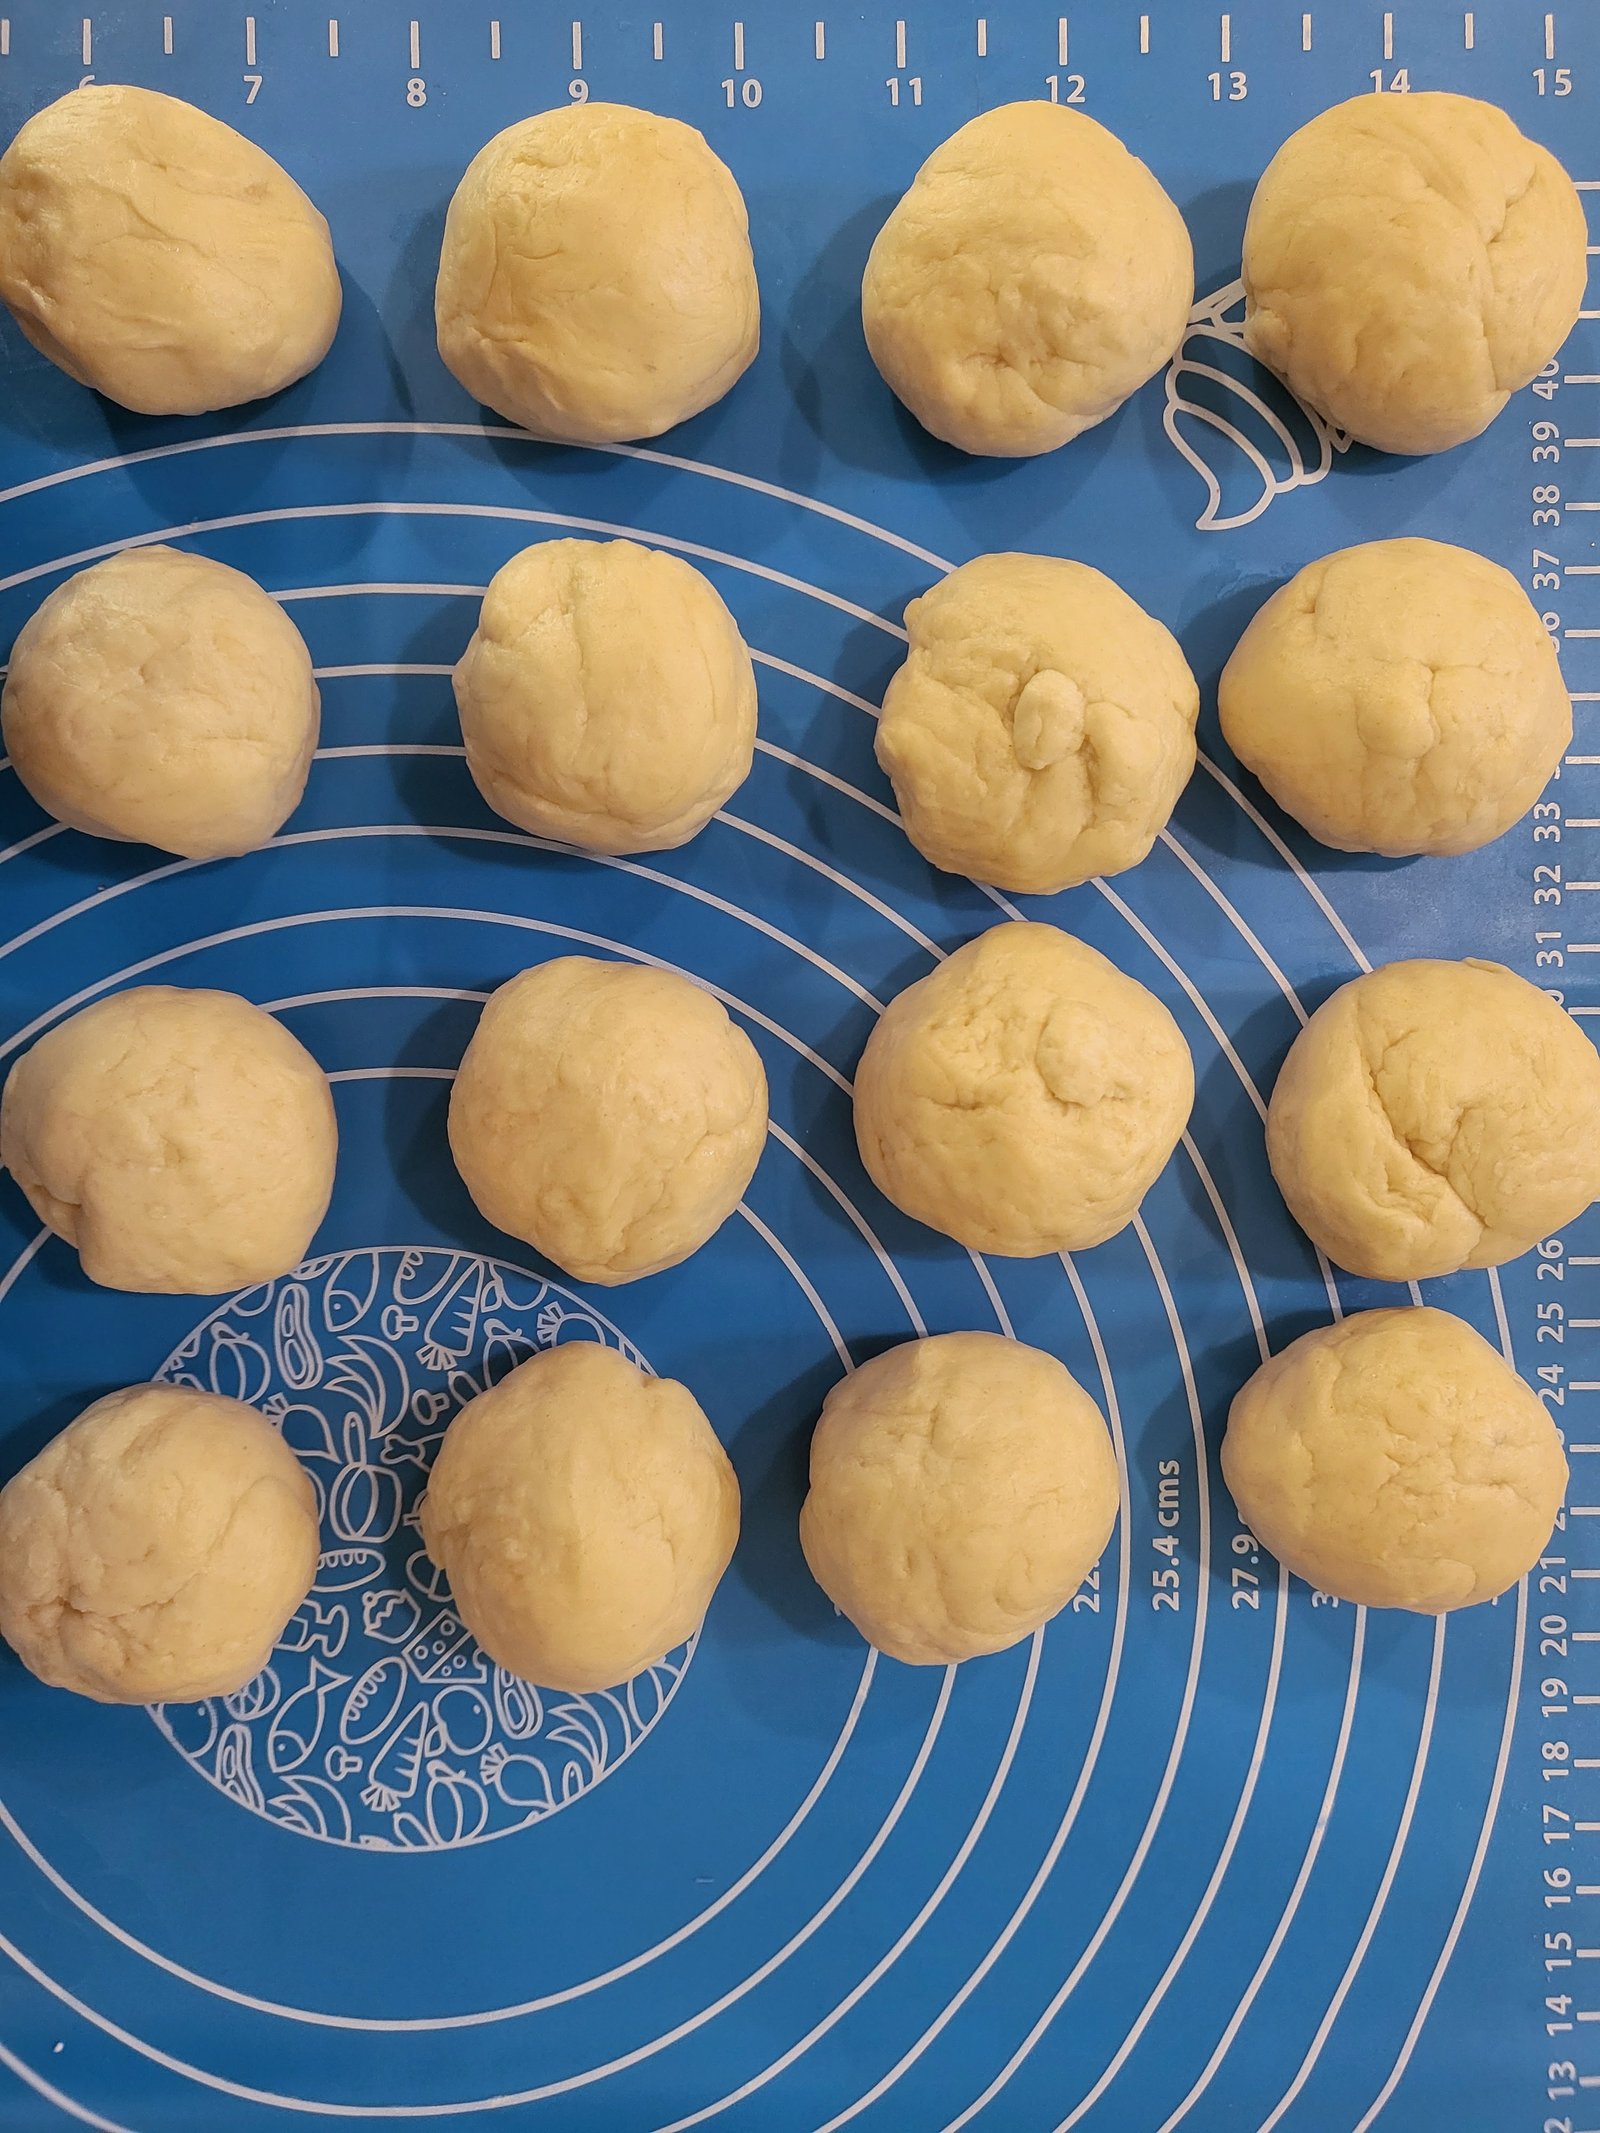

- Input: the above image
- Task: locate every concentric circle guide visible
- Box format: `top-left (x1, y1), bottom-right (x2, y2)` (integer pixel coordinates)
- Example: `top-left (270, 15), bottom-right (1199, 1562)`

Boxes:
top-left (0, 6), bottom-right (1589, 2128)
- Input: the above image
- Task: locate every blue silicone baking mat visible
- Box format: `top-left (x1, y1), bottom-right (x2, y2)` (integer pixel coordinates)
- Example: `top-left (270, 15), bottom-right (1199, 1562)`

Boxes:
top-left (0, 2), bottom-right (1594, 2126)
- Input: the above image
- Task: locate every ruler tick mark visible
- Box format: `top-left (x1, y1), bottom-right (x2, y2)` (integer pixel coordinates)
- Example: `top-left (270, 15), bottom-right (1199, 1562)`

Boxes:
top-left (652, 20), bottom-right (662, 58)
top-left (161, 14), bottom-right (172, 54)
top-left (1139, 14), bottom-right (1150, 53)
top-left (733, 19), bottom-right (744, 68)
top-left (1058, 16), bottom-right (1069, 65)
top-left (814, 20), bottom-right (825, 60)
top-left (1302, 12), bottom-right (1313, 50)
top-left (327, 17), bottom-right (339, 57)
top-left (79, 16), bottom-right (90, 65)
top-left (1464, 10), bottom-right (1475, 49)
top-left (976, 16), bottom-right (987, 57)
top-left (1220, 13), bottom-right (1232, 62)
top-left (895, 18), bottom-right (906, 68)
top-left (1, 18), bottom-right (10, 57)
top-left (489, 19), bottom-right (500, 59)
top-left (1547, 10), bottom-right (1557, 59)
top-left (408, 18), bottom-right (419, 68)
top-left (571, 20), bottom-right (582, 70)
top-left (245, 14), bottom-right (256, 65)
top-left (1383, 10), bottom-right (1393, 58)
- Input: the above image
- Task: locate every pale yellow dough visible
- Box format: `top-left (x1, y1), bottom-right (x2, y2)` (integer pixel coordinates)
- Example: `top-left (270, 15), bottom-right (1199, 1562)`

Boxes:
top-left (0, 1383), bottom-right (319, 1703)
top-left (1223, 1307), bottom-right (1567, 1612)
top-left (1219, 538), bottom-right (1570, 857)
top-left (853, 921), bottom-right (1193, 1257)
top-left (861, 101), bottom-right (1193, 456)
top-left (1268, 958), bottom-right (1600, 1282)
top-left (435, 102), bottom-right (758, 444)
top-left (876, 552), bottom-right (1198, 893)
top-left (0, 986), bottom-right (337, 1294)
top-left (2, 546), bottom-right (320, 860)
top-left (0, 85), bottom-right (340, 415)
top-left (800, 1332), bottom-right (1120, 1664)
top-left (453, 539), bottom-right (756, 853)
top-left (1242, 93), bottom-right (1586, 455)
top-left (449, 957), bottom-right (767, 1285)
top-left (421, 1343), bottom-right (739, 1692)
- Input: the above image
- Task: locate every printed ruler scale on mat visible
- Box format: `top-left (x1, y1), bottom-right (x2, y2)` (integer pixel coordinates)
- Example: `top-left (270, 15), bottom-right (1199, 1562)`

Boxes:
top-left (0, 3), bottom-right (1596, 2131)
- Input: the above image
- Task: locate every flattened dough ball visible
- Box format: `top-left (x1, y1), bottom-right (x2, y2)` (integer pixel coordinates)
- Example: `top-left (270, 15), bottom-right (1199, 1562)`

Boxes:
top-left (449, 957), bottom-right (767, 1285)
top-left (876, 552), bottom-right (1198, 893)
top-left (0, 986), bottom-right (336, 1294)
top-left (861, 101), bottom-right (1193, 456)
top-left (3, 546), bottom-right (320, 860)
top-left (0, 1383), bottom-right (319, 1703)
top-left (1219, 538), bottom-right (1570, 857)
top-left (800, 1332), bottom-right (1119, 1665)
top-left (0, 85), bottom-right (340, 415)
top-left (1242, 92), bottom-right (1586, 454)
top-left (453, 539), bottom-right (757, 853)
top-left (435, 102), bottom-right (758, 444)
top-left (421, 1343), bottom-right (739, 1691)
top-left (1268, 958), bottom-right (1600, 1282)
top-left (854, 921), bottom-right (1193, 1257)
top-left (1223, 1307), bottom-right (1567, 1612)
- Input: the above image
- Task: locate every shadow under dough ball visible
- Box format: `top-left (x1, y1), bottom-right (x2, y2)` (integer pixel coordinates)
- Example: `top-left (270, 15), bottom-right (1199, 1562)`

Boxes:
top-left (420, 1344), bottom-right (740, 1694)
top-left (0, 83), bottom-right (341, 415)
top-left (452, 538), bottom-right (757, 854)
top-left (1223, 1307), bottom-right (1568, 1613)
top-left (1241, 90), bottom-right (1586, 454)
top-left (448, 956), bottom-right (768, 1286)
top-left (435, 100), bottom-right (759, 444)
top-left (1, 545), bottom-right (320, 861)
top-left (861, 99), bottom-right (1193, 456)
top-left (1267, 957), bottom-right (1600, 1283)
top-left (0, 985), bottom-right (337, 1294)
top-left (0, 1383), bottom-right (319, 1704)
top-left (799, 1332), bottom-right (1120, 1666)
top-left (1218, 537), bottom-right (1570, 857)
top-left (875, 551), bottom-right (1198, 894)
top-left (853, 920), bottom-right (1193, 1257)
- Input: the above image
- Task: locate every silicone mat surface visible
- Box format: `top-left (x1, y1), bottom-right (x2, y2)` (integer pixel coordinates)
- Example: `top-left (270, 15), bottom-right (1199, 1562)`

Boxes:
top-left (0, 3), bottom-right (1596, 2127)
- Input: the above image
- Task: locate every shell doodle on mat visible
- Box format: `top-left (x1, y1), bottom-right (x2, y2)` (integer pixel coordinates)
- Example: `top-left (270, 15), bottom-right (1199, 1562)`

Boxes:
top-left (148, 1247), bottom-right (693, 1851)
top-left (1163, 278), bottom-right (1348, 531)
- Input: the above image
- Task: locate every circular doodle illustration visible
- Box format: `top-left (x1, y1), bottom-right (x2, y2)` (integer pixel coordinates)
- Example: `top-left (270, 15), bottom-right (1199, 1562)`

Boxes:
top-left (149, 1247), bottom-right (694, 1851)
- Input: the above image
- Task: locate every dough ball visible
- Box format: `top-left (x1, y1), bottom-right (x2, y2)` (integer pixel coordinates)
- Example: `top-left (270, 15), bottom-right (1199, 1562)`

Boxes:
top-left (800, 1332), bottom-right (1119, 1664)
top-left (1243, 92), bottom-right (1586, 454)
top-left (0, 85), bottom-right (341, 416)
top-left (2, 545), bottom-right (320, 860)
top-left (1219, 538), bottom-right (1569, 857)
top-left (435, 102), bottom-right (758, 444)
top-left (0, 1382), bottom-right (319, 1703)
top-left (449, 957), bottom-right (767, 1284)
top-left (421, 1342), bottom-right (739, 1692)
top-left (454, 538), bottom-right (756, 853)
top-left (876, 552), bottom-right (1198, 893)
top-left (854, 921), bottom-right (1193, 1256)
top-left (861, 101), bottom-right (1193, 456)
top-left (0, 986), bottom-right (336, 1294)
top-left (1268, 958), bottom-right (1600, 1282)
top-left (1223, 1307), bottom-right (1567, 1612)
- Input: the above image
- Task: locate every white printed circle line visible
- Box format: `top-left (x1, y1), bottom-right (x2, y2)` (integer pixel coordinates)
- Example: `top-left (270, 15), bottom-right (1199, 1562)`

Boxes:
top-left (0, 502), bottom-right (910, 643)
top-left (0, 421), bottom-right (957, 576)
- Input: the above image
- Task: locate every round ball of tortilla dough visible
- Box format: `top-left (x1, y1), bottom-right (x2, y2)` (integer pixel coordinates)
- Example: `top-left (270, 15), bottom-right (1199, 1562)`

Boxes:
top-left (1269, 959), bottom-right (1600, 1283)
top-left (0, 1382), bottom-right (320, 1703)
top-left (800, 1332), bottom-right (1119, 1665)
top-left (1223, 1307), bottom-right (1567, 1612)
top-left (449, 957), bottom-right (767, 1285)
top-left (876, 552), bottom-right (1198, 893)
top-left (420, 1342), bottom-right (739, 1692)
top-left (453, 539), bottom-right (756, 853)
top-left (1219, 538), bottom-right (1570, 857)
top-left (1242, 92), bottom-right (1586, 453)
top-left (435, 102), bottom-right (758, 444)
top-left (2, 546), bottom-right (320, 860)
top-left (854, 921), bottom-right (1193, 1257)
top-left (861, 101), bottom-right (1193, 456)
top-left (0, 985), bottom-right (337, 1294)
top-left (0, 85), bottom-right (341, 415)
